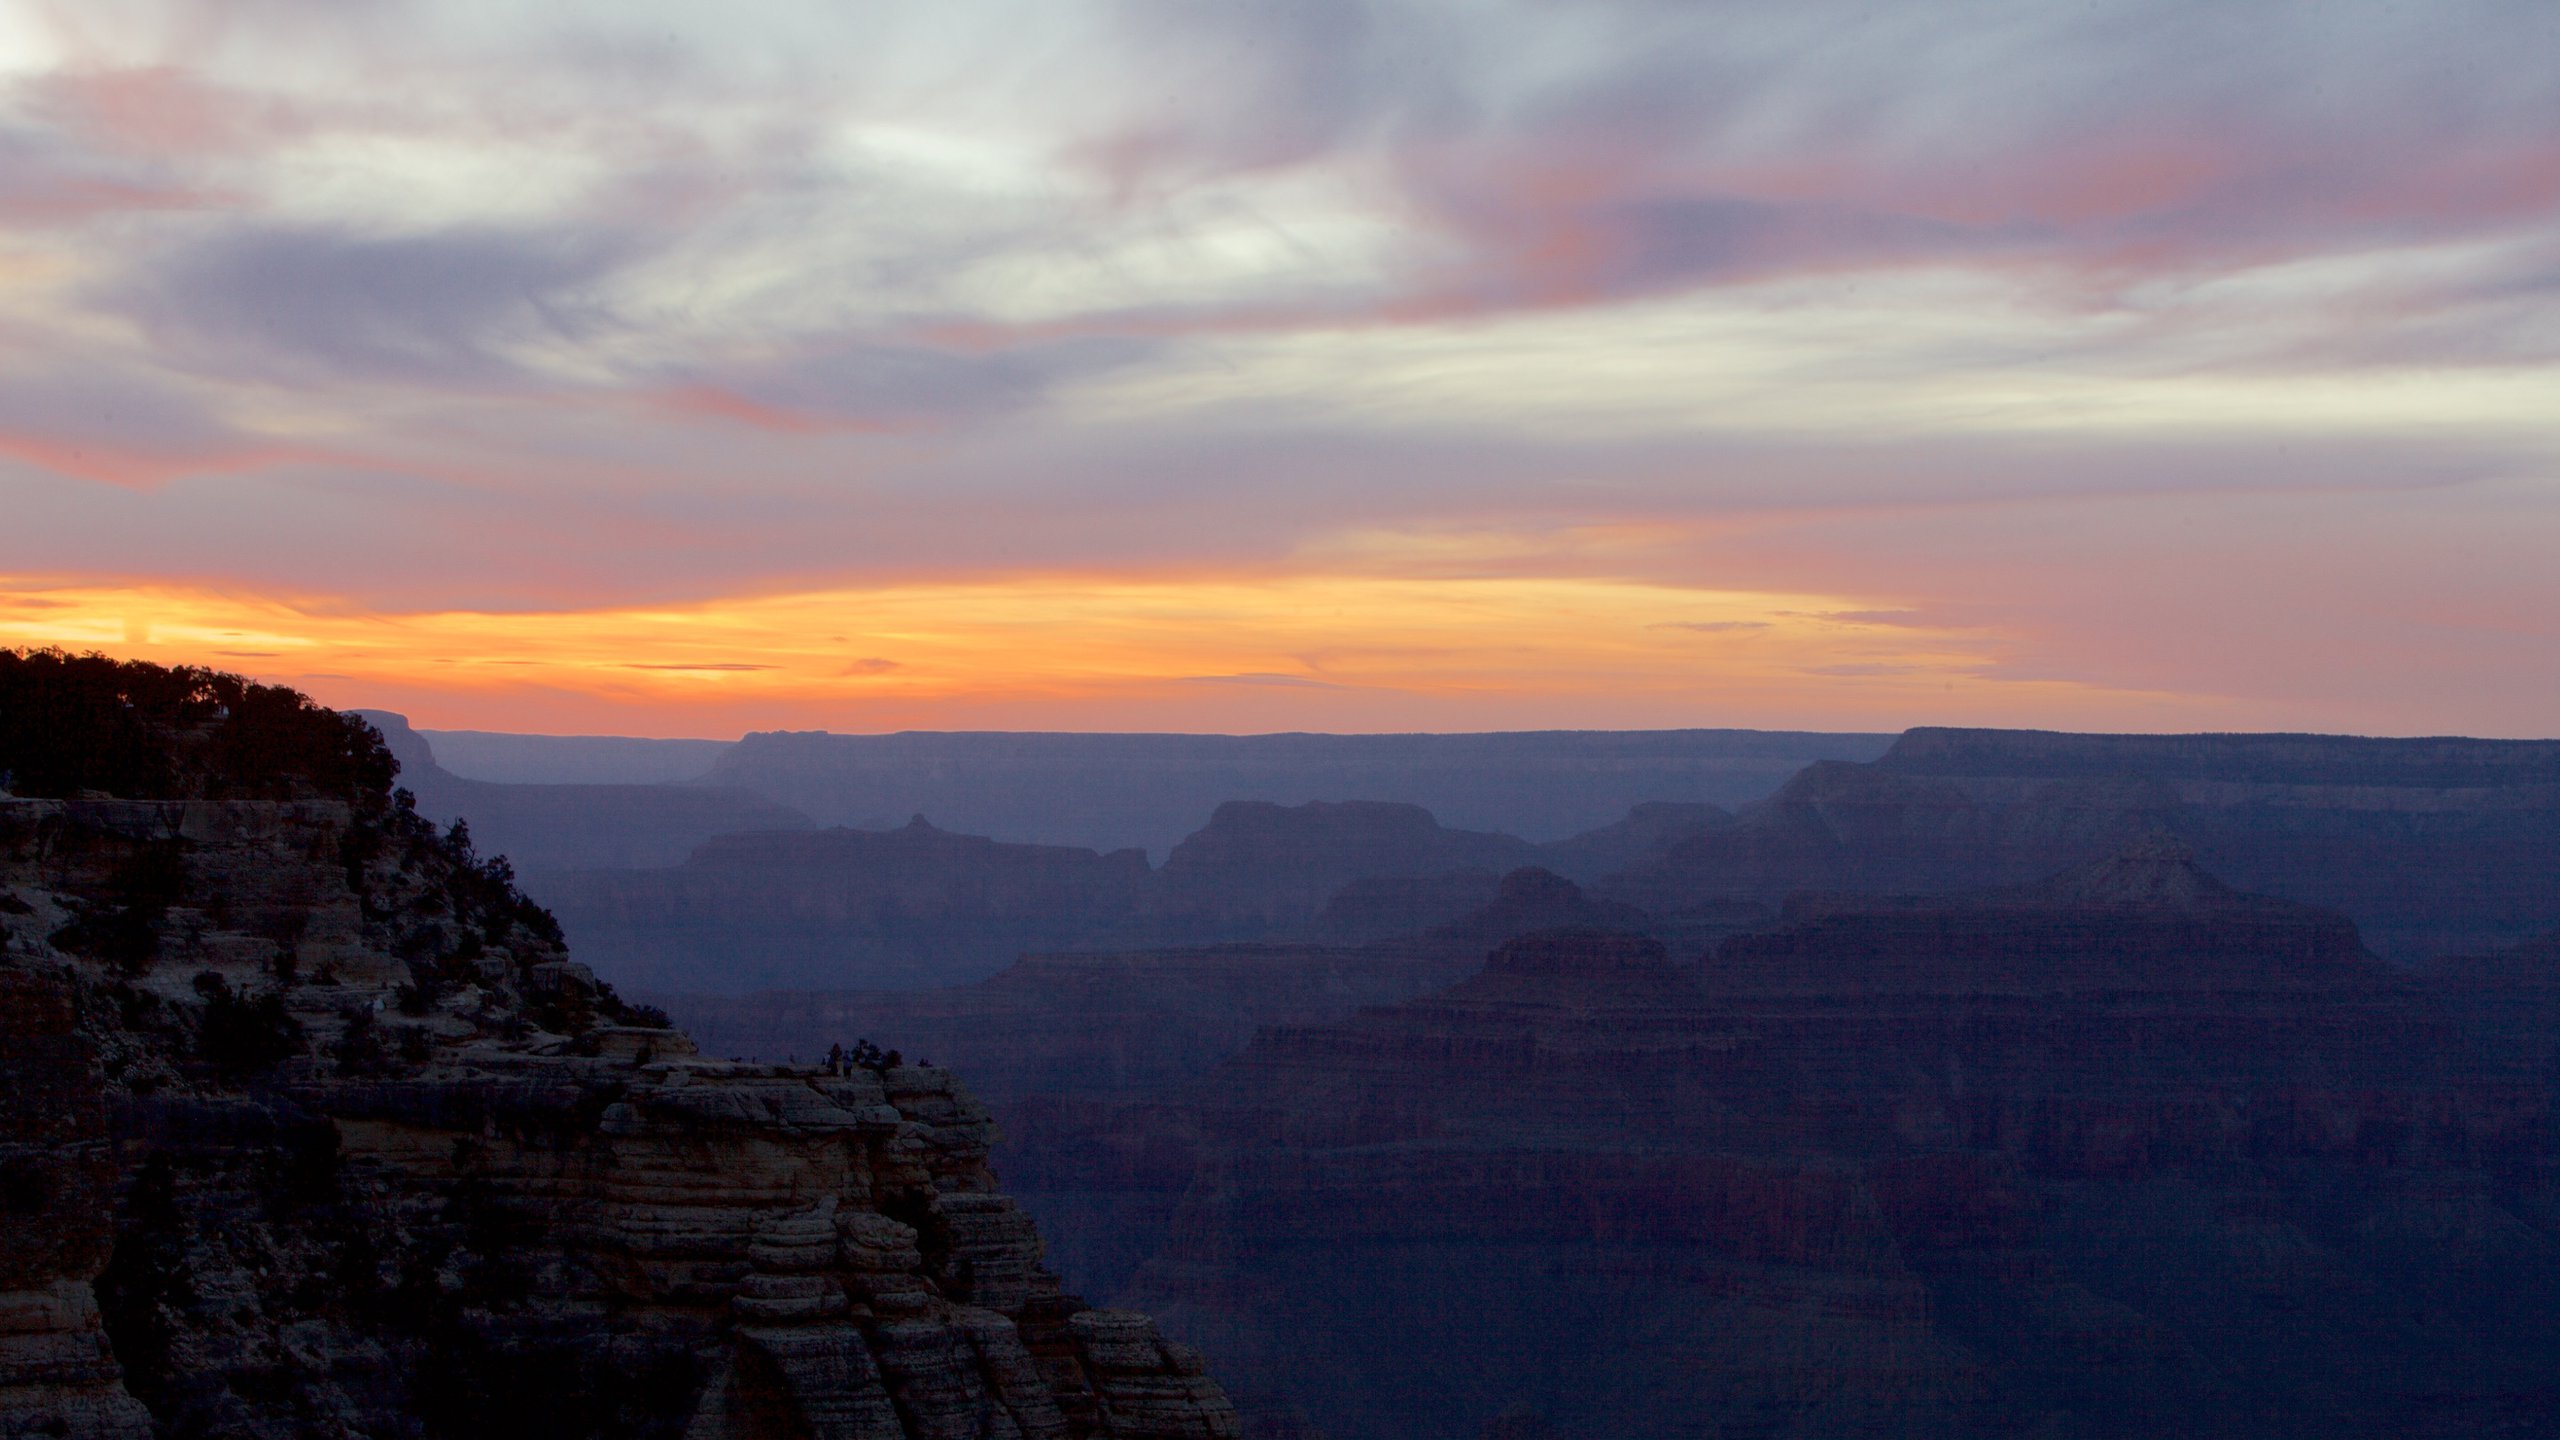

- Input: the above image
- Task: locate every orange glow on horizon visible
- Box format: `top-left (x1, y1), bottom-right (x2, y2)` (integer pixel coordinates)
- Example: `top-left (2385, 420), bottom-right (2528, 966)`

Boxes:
top-left (0, 570), bottom-right (2266, 737)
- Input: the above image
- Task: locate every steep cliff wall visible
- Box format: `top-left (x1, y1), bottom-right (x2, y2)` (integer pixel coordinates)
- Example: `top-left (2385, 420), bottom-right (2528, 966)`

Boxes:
top-left (0, 653), bottom-right (1238, 1440)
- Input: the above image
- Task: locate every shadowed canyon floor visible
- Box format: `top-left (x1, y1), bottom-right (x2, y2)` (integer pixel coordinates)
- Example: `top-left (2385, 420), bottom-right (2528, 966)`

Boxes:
top-left (1112, 857), bottom-right (2559, 1438)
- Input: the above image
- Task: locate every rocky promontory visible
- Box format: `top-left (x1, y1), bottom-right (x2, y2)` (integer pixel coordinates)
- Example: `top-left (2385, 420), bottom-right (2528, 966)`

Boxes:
top-left (0, 652), bottom-right (1239, 1440)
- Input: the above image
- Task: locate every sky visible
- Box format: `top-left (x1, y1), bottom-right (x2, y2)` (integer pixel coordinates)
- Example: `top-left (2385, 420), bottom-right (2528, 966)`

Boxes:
top-left (2, 0), bottom-right (2556, 738)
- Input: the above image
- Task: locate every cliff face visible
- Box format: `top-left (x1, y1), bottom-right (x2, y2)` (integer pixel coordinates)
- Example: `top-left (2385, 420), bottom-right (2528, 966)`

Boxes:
top-left (1604, 729), bottom-right (2560, 960)
top-left (0, 959), bottom-right (153, 1440)
top-left (1109, 852), bottom-right (2556, 1439)
top-left (0, 655), bottom-right (1238, 1440)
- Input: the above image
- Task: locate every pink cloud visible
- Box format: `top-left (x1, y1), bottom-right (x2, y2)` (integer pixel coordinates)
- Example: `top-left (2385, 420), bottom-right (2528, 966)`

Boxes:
top-left (649, 384), bottom-right (844, 435)
top-left (0, 174), bottom-right (231, 225)
top-left (35, 65), bottom-right (286, 158)
top-left (0, 427), bottom-right (332, 490)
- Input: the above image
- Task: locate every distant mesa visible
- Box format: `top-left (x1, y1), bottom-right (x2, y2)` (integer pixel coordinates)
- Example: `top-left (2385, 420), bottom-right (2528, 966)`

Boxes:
top-left (1602, 728), bottom-right (2560, 961)
top-left (1880, 724), bottom-right (2560, 786)
top-left (406, 724), bottom-right (731, 784)
top-left (355, 710), bottom-right (812, 871)
top-left (701, 726), bottom-right (1893, 856)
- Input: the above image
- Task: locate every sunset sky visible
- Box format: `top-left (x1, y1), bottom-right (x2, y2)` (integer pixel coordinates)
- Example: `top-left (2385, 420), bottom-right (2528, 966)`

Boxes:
top-left (4, 0), bottom-right (2556, 737)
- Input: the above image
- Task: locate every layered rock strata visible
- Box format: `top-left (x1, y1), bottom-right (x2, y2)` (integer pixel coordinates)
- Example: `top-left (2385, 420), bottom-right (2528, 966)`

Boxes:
top-left (1114, 849), bottom-right (2557, 1439)
top-left (0, 657), bottom-right (1237, 1440)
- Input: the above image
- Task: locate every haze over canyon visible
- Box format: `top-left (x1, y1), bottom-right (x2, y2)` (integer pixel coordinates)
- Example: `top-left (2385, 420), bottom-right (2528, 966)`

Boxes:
top-left (7, 0), bottom-right (2560, 1436)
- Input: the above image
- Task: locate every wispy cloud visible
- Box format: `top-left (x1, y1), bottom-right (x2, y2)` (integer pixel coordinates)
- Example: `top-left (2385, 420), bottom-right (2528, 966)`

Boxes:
top-left (1179, 672), bottom-right (1352, 689)
top-left (0, 0), bottom-right (2553, 734)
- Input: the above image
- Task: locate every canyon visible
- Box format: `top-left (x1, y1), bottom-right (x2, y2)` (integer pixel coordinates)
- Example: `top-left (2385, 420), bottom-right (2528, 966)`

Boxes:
top-left (15, 658), bottom-right (2560, 1439)
top-left (675, 842), bottom-right (2560, 1436)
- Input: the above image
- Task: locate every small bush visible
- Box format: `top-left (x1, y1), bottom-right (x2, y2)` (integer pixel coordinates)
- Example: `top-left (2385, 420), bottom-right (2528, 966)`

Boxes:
top-left (333, 1007), bottom-right (388, 1075)
top-left (51, 901), bottom-right (161, 974)
top-left (839, 1038), bottom-right (901, 1072)
top-left (48, 840), bottom-right (189, 974)
top-left (194, 973), bottom-right (304, 1081)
